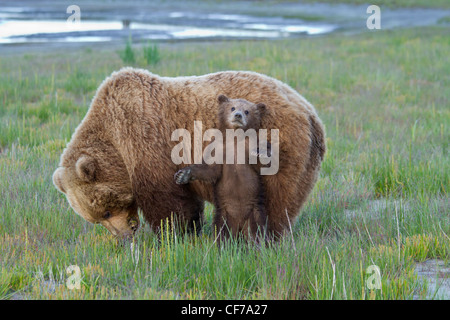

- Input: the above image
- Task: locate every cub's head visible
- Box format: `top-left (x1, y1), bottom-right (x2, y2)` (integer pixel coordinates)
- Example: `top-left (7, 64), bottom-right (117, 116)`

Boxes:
top-left (217, 94), bottom-right (266, 130)
top-left (52, 153), bottom-right (139, 239)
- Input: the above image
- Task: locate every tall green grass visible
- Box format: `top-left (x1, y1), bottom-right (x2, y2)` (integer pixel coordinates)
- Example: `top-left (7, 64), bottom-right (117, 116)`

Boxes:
top-left (0, 27), bottom-right (449, 299)
top-left (119, 37), bottom-right (136, 64)
top-left (118, 39), bottom-right (161, 66)
top-left (143, 41), bottom-right (161, 66)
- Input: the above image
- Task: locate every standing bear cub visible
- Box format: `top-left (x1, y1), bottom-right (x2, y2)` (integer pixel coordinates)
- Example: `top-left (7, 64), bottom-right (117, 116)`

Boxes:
top-left (174, 94), bottom-right (269, 242)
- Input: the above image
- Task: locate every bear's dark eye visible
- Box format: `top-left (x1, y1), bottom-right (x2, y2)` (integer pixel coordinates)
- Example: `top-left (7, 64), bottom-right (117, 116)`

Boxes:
top-left (103, 211), bottom-right (111, 219)
top-left (245, 110), bottom-right (249, 115)
top-left (231, 107), bottom-right (235, 111)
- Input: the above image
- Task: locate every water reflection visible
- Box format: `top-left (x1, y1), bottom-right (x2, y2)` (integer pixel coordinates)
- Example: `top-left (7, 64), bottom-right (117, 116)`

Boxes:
top-left (0, 9), bottom-right (336, 44)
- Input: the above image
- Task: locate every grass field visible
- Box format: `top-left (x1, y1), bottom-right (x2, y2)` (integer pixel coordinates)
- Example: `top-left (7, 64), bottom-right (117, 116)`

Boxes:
top-left (0, 26), bottom-right (449, 300)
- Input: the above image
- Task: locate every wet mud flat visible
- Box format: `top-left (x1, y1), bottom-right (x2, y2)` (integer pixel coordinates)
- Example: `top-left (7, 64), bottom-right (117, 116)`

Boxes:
top-left (344, 199), bottom-right (449, 300)
top-left (414, 259), bottom-right (450, 300)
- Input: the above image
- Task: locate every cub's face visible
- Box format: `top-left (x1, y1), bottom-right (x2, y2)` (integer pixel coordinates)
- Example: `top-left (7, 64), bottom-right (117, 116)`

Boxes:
top-left (218, 94), bottom-right (266, 130)
top-left (52, 155), bottom-right (139, 239)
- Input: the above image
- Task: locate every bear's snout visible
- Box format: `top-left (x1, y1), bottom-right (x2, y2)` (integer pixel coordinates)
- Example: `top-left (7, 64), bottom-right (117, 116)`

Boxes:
top-left (234, 111), bottom-right (243, 120)
top-left (128, 217), bottom-right (140, 232)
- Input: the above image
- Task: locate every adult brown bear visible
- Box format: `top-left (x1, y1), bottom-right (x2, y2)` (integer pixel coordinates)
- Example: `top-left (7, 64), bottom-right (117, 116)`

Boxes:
top-left (52, 68), bottom-right (326, 239)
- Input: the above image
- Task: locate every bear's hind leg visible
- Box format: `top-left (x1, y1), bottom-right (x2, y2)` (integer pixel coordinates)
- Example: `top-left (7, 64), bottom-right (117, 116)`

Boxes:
top-left (248, 206), bottom-right (268, 243)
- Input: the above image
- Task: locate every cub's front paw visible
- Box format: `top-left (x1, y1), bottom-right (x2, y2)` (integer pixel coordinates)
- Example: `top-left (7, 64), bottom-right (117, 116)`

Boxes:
top-left (174, 168), bottom-right (192, 184)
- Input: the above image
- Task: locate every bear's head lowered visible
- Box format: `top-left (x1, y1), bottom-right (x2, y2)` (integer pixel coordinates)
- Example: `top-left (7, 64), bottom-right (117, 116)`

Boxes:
top-left (52, 151), bottom-right (140, 239)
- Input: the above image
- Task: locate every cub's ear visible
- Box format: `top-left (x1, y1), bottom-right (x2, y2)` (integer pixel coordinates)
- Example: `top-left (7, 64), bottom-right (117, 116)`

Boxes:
top-left (76, 155), bottom-right (97, 182)
top-left (218, 94), bottom-right (229, 104)
top-left (52, 167), bottom-right (66, 193)
top-left (256, 103), bottom-right (266, 114)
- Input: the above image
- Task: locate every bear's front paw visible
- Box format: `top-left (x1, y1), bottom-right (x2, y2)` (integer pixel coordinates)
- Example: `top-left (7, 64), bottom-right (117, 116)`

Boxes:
top-left (174, 168), bottom-right (192, 184)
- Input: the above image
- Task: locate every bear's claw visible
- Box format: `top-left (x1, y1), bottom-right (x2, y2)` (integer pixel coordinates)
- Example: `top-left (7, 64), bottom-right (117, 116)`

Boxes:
top-left (174, 168), bottom-right (191, 184)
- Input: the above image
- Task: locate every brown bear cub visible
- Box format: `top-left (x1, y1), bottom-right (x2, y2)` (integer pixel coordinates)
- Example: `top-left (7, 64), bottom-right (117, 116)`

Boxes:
top-left (174, 94), bottom-right (269, 242)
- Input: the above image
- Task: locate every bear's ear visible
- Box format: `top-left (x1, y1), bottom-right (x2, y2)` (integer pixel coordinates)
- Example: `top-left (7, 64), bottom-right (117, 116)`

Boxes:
top-left (218, 94), bottom-right (229, 104)
top-left (256, 103), bottom-right (266, 114)
top-left (118, 193), bottom-right (134, 206)
top-left (76, 156), bottom-right (97, 182)
top-left (53, 167), bottom-right (66, 193)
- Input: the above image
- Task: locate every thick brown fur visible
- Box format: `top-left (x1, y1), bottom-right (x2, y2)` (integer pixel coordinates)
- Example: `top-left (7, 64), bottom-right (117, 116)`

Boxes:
top-left (174, 95), bottom-right (268, 242)
top-left (53, 68), bottom-right (326, 239)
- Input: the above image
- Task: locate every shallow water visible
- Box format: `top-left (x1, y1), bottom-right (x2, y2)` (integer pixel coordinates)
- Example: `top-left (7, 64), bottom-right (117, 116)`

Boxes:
top-left (0, 3), bottom-right (336, 44)
top-left (1, 0), bottom-right (448, 45)
top-left (0, 19), bottom-right (334, 44)
top-left (414, 259), bottom-right (450, 300)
